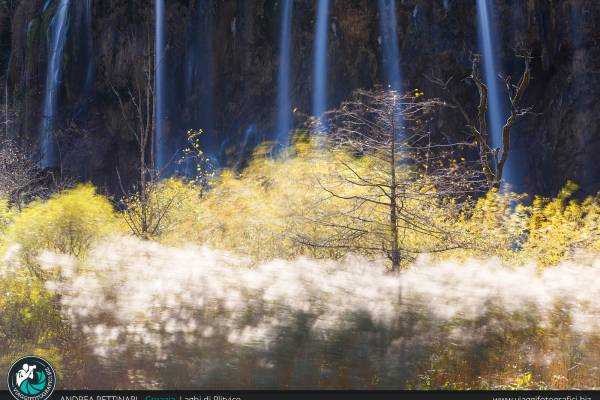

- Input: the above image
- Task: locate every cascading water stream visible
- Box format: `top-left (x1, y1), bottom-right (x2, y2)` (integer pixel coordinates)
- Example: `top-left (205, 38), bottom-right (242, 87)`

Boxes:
top-left (377, 0), bottom-right (402, 92)
top-left (377, 0), bottom-right (403, 142)
top-left (275, 0), bottom-right (293, 147)
top-left (312, 0), bottom-right (330, 132)
top-left (154, 0), bottom-right (167, 171)
top-left (40, 0), bottom-right (70, 168)
top-left (476, 0), bottom-right (513, 185)
top-left (183, 0), bottom-right (215, 168)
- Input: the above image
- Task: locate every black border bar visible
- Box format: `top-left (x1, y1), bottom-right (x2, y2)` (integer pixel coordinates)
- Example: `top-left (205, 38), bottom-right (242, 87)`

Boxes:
top-left (2, 390), bottom-right (597, 400)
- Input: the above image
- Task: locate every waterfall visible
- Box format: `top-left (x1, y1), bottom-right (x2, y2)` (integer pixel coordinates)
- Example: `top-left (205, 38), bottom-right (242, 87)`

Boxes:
top-left (40, 0), bottom-right (70, 168)
top-left (378, 0), bottom-right (403, 141)
top-left (183, 0), bottom-right (216, 167)
top-left (312, 0), bottom-right (330, 131)
top-left (476, 0), bottom-right (513, 184)
top-left (378, 0), bottom-right (402, 92)
top-left (275, 0), bottom-right (293, 147)
top-left (154, 0), bottom-right (167, 171)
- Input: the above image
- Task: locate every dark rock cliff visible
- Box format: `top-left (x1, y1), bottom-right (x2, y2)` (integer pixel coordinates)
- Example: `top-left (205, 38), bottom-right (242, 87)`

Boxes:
top-left (2, 0), bottom-right (600, 195)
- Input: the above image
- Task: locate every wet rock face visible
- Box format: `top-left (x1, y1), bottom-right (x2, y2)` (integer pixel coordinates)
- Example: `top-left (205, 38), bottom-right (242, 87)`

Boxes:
top-left (0, 2), bottom-right (10, 72)
top-left (3, 0), bottom-right (600, 195)
top-left (508, 0), bottom-right (600, 195)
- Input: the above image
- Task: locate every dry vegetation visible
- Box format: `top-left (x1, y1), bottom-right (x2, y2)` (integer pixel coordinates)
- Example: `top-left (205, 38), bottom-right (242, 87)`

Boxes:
top-left (1, 89), bottom-right (600, 389)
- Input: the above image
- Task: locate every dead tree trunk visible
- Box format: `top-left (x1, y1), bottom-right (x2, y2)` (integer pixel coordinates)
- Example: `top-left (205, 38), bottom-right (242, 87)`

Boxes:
top-left (429, 52), bottom-right (531, 189)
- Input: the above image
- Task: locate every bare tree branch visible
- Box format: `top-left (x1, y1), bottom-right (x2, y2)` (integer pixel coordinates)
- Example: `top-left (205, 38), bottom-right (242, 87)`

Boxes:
top-left (300, 89), bottom-right (486, 271)
top-left (428, 51), bottom-right (532, 189)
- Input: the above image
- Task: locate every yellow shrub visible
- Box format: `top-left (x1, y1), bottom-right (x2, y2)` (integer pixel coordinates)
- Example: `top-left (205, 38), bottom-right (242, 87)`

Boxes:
top-left (443, 182), bottom-right (600, 267)
top-left (523, 182), bottom-right (600, 266)
top-left (441, 189), bottom-right (528, 262)
top-left (121, 178), bottom-right (204, 241)
top-left (7, 184), bottom-right (120, 262)
top-left (186, 143), bottom-right (336, 260)
top-left (185, 141), bottom-right (472, 266)
top-left (0, 245), bottom-right (83, 384)
top-left (0, 269), bottom-right (68, 377)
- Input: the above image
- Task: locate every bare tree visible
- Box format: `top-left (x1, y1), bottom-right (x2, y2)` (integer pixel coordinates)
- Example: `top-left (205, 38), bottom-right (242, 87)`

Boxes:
top-left (0, 87), bottom-right (53, 205)
top-left (111, 27), bottom-right (156, 196)
top-left (0, 137), bottom-right (39, 202)
top-left (0, 135), bottom-right (73, 208)
top-left (429, 53), bottom-right (532, 188)
top-left (109, 24), bottom-right (213, 239)
top-left (119, 129), bottom-right (213, 240)
top-left (303, 89), bottom-right (485, 271)
top-left (109, 23), bottom-right (162, 238)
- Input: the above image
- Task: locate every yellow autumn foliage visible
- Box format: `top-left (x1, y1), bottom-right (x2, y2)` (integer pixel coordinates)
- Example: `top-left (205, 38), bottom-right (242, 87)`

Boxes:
top-left (177, 143), bottom-right (340, 260)
top-left (173, 142), bottom-right (472, 266)
top-left (150, 142), bottom-right (600, 268)
top-left (120, 177), bottom-right (204, 240)
top-left (1, 145), bottom-right (600, 389)
top-left (6, 184), bottom-right (120, 263)
top-left (0, 146), bottom-right (598, 269)
top-left (523, 182), bottom-right (600, 266)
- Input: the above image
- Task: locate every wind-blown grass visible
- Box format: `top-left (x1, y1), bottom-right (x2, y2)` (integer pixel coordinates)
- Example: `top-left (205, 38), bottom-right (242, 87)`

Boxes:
top-left (31, 237), bottom-right (600, 389)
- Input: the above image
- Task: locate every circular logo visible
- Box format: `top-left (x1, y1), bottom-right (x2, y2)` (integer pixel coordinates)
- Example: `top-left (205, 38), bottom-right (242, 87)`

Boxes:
top-left (7, 356), bottom-right (56, 400)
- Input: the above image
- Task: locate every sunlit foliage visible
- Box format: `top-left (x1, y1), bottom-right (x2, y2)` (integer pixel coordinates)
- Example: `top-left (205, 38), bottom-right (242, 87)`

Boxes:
top-left (120, 129), bottom-right (213, 240)
top-left (120, 141), bottom-right (600, 272)
top-left (178, 142), bottom-right (341, 259)
top-left (523, 181), bottom-right (600, 266)
top-left (176, 141), bottom-right (473, 267)
top-left (0, 265), bottom-right (72, 382)
top-left (441, 182), bottom-right (600, 267)
top-left (1, 145), bottom-right (600, 389)
top-left (6, 184), bottom-right (119, 266)
top-left (121, 178), bottom-right (203, 240)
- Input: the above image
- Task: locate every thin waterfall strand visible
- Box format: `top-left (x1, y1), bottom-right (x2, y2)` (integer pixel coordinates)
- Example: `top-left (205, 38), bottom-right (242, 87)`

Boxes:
top-left (275, 0), bottom-right (293, 146)
top-left (154, 0), bottom-right (166, 171)
top-left (476, 0), bottom-right (512, 183)
top-left (184, 0), bottom-right (216, 166)
top-left (40, 0), bottom-right (71, 168)
top-left (378, 0), bottom-right (402, 92)
top-left (378, 0), bottom-right (403, 141)
top-left (312, 0), bottom-right (330, 132)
